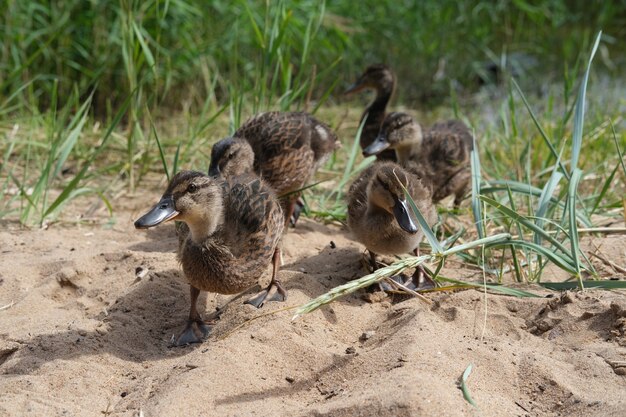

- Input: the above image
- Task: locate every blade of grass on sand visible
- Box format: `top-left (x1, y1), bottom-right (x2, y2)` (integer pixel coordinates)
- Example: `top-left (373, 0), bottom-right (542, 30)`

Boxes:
top-left (460, 364), bottom-right (478, 408)
top-left (292, 255), bottom-right (431, 319)
top-left (293, 233), bottom-right (512, 319)
top-left (539, 280), bottom-right (626, 291)
top-left (437, 276), bottom-right (541, 298)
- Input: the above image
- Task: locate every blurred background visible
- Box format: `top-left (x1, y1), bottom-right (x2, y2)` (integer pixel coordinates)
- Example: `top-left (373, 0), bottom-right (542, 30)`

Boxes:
top-left (2, 0), bottom-right (624, 115)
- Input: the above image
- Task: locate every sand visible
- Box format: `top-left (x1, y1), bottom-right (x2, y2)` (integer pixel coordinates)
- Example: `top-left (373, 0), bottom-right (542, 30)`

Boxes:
top-left (1, 191), bottom-right (626, 417)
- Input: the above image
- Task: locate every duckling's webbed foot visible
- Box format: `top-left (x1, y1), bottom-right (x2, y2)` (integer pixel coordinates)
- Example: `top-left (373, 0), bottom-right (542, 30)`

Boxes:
top-left (289, 197), bottom-right (305, 227)
top-left (245, 280), bottom-right (287, 308)
top-left (379, 273), bottom-right (408, 292)
top-left (245, 247), bottom-right (286, 308)
top-left (175, 319), bottom-right (212, 346)
top-left (404, 265), bottom-right (436, 291)
top-left (174, 285), bottom-right (216, 346)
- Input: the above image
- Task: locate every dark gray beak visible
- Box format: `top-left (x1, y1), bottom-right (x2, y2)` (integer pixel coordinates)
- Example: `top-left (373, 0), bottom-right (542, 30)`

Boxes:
top-left (134, 195), bottom-right (179, 229)
top-left (363, 134), bottom-right (391, 156)
top-left (392, 197), bottom-right (418, 234)
top-left (207, 162), bottom-right (220, 178)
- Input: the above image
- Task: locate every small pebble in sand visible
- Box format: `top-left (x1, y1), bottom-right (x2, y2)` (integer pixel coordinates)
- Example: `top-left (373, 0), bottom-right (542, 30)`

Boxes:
top-left (285, 376), bottom-right (295, 383)
top-left (329, 241), bottom-right (336, 249)
top-left (345, 346), bottom-right (356, 354)
top-left (614, 367), bottom-right (626, 376)
top-left (359, 331), bottom-right (375, 342)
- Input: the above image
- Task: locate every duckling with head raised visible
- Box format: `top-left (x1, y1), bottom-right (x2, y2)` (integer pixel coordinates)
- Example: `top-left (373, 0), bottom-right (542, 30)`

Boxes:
top-left (208, 111), bottom-right (340, 226)
top-left (364, 112), bottom-right (474, 208)
top-left (347, 161), bottom-right (437, 290)
top-left (344, 64), bottom-right (397, 162)
top-left (135, 170), bottom-right (284, 345)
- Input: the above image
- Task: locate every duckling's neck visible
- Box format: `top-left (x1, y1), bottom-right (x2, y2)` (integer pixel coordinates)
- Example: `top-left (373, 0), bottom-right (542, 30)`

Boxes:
top-left (366, 83), bottom-right (394, 118)
top-left (186, 202), bottom-right (225, 244)
top-left (395, 141), bottom-right (422, 165)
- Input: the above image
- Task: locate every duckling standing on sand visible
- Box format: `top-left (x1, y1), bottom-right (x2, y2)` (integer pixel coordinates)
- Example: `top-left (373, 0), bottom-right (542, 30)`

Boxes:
top-left (208, 111), bottom-right (340, 226)
top-left (364, 112), bottom-right (473, 208)
top-left (135, 171), bottom-right (284, 345)
top-left (347, 162), bottom-right (438, 290)
top-left (344, 64), bottom-right (397, 162)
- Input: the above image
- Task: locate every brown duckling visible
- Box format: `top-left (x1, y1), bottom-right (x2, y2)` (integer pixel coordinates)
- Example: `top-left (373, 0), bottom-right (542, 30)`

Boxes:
top-left (135, 170), bottom-right (284, 345)
top-left (364, 112), bottom-right (473, 208)
top-left (344, 64), bottom-right (397, 162)
top-left (347, 161), bottom-right (437, 290)
top-left (208, 111), bottom-right (340, 225)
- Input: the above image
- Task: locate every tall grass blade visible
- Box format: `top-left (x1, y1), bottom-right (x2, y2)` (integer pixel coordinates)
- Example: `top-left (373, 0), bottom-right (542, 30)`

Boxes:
top-left (535, 168), bottom-right (564, 245)
top-left (470, 130), bottom-right (484, 238)
top-left (480, 195), bottom-right (575, 262)
top-left (402, 185), bottom-right (443, 254)
top-left (567, 168), bottom-right (583, 287)
top-left (570, 31), bottom-right (601, 174)
top-left (482, 180), bottom-right (592, 226)
top-left (43, 90), bottom-right (133, 218)
top-left (512, 78), bottom-right (567, 179)
top-left (485, 239), bottom-right (579, 275)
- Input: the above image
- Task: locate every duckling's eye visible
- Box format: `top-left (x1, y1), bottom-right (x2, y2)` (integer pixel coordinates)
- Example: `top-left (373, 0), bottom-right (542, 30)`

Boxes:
top-left (227, 152), bottom-right (235, 160)
top-left (187, 183), bottom-right (198, 193)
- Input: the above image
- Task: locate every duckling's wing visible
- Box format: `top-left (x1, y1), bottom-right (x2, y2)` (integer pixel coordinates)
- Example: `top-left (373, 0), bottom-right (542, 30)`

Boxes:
top-left (423, 125), bottom-right (472, 171)
top-left (236, 112), bottom-right (332, 196)
top-left (235, 112), bottom-right (308, 160)
top-left (222, 175), bottom-right (284, 256)
top-left (347, 164), bottom-right (377, 220)
top-left (429, 120), bottom-right (474, 150)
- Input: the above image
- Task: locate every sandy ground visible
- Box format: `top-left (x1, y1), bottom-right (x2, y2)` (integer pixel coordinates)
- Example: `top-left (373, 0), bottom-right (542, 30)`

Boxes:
top-left (1, 191), bottom-right (626, 417)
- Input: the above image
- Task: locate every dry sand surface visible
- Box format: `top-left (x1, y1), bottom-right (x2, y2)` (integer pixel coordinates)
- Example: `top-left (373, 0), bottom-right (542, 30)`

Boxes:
top-left (1, 192), bottom-right (626, 416)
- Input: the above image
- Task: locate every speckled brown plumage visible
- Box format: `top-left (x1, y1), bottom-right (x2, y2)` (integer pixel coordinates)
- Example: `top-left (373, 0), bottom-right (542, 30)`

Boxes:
top-left (374, 112), bottom-right (474, 207)
top-left (347, 162), bottom-right (436, 257)
top-left (344, 64), bottom-right (397, 162)
top-left (135, 170), bottom-right (284, 344)
top-left (208, 111), bottom-right (340, 224)
top-left (173, 173), bottom-right (284, 295)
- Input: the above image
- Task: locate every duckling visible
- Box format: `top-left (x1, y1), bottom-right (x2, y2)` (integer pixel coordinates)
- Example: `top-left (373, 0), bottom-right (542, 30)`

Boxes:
top-left (363, 112), bottom-right (473, 208)
top-left (347, 161), bottom-right (437, 290)
top-left (134, 170), bottom-right (284, 345)
top-left (208, 111), bottom-right (340, 225)
top-left (344, 64), bottom-right (397, 162)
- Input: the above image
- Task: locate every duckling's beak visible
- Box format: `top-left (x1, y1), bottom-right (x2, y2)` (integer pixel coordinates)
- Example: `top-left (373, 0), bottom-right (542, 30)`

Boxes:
top-left (134, 195), bottom-right (180, 229)
top-left (392, 197), bottom-right (418, 234)
top-left (363, 135), bottom-right (390, 156)
top-left (343, 81), bottom-right (364, 95)
top-left (207, 163), bottom-right (220, 178)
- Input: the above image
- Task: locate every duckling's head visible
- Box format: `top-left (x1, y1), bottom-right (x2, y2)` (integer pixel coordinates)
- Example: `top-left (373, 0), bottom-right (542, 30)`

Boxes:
top-left (344, 64), bottom-right (395, 95)
top-left (135, 171), bottom-right (224, 241)
top-left (363, 112), bottom-right (423, 157)
top-left (208, 137), bottom-right (254, 178)
top-left (367, 164), bottom-right (418, 234)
